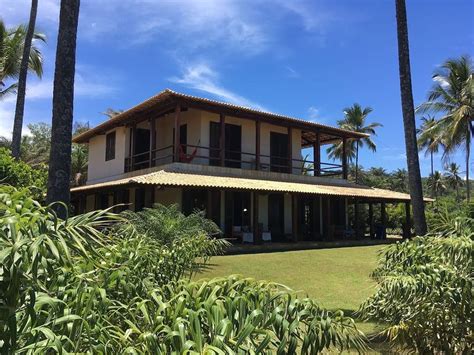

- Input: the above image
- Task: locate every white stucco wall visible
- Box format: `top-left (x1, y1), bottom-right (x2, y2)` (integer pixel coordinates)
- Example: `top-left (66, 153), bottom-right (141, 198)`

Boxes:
top-left (87, 126), bottom-right (127, 183)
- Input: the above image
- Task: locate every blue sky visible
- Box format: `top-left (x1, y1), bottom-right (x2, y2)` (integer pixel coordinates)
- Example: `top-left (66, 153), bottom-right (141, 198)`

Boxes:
top-left (1, 0), bottom-right (473, 176)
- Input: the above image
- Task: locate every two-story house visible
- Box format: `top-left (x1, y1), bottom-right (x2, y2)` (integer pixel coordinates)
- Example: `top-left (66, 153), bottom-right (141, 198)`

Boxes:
top-left (71, 89), bottom-right (421, 242)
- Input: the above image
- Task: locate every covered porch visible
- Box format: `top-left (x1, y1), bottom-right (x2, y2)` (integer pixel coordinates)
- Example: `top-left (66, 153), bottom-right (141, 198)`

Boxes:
top-left (71, 166), bottom-right (424, 244)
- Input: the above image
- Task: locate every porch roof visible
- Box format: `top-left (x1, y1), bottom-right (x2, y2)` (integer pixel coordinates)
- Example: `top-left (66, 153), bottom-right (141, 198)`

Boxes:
top-left (71, 170), bottom-right (433, 203)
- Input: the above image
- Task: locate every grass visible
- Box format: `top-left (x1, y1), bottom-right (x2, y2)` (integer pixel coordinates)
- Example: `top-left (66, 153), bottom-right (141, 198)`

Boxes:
top-left (195, 245), bottom-right (384, 335)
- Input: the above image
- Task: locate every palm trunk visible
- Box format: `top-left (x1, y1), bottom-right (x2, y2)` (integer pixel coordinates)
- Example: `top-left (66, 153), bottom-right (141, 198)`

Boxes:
top-left (430, 151), bottom-right (433, 176)
top-left (466, 138), bottom-right (470, 202)
top-left (355, 141), bottom-right (359, 183)
top-left (46, 0), bottom-right (80, 218)
top-left (11, 0), bottom-right (38, 159)
top-left (430, 151), bottom-right (434, 198)
top-left (395, 0), bottom-right (427, 235)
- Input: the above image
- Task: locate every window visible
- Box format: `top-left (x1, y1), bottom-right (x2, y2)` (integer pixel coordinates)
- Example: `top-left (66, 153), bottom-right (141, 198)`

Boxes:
top-left (105, 131), bottom-right (116, 161)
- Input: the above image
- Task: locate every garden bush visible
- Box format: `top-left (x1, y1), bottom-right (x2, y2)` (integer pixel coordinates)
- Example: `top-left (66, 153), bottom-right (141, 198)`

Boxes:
top-left (0, 186), bottom-right (366, 353)
top-left (359, 215), bottom-right (473, 353)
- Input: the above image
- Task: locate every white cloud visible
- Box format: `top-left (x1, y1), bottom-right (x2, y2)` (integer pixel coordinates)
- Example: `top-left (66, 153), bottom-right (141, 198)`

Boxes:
top-left (286, 66), bottom-right (300, 78)
top-left (169, 63), bottom-right (267, 110)
top-left (0, 68), bottom-right (118, 139)
top-left (307, 106), bottom-right (320, 121)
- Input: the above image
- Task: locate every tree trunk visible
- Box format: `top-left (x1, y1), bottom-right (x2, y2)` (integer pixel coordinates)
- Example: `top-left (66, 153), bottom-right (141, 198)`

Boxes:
top-left (355, 140), bottom-right (359, 183)
top-left (46, 0), bottom-right (80, 218)
top-left (466, 138), bottom-right (470, 202)
top-left (395, 0), bottom-right (427, 235)
top-left (11, 0), bottom-right (38, 159)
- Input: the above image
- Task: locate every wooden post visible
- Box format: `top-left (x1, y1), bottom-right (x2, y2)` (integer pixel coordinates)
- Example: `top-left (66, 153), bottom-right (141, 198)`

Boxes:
top-left (219, 113), bottom-right (225, 166)
top-left (292, 194), bottom-right (298, 242)
top-left (314, 132), bottom-right (321, 176)
top-left (255, 120), bottom-right (260, 170)
top-left (342, 137), bottom-right (348, 179)
top-left (253, 191), bottom-right (259, 244)
top-left (369, 202), bottom-right (374, 238)
top-left (381, 202), bottom-right (387, 239)
top-left (129, 124), bottom-right (136, 171)
top-left (288, 127), bottom-right (293, 174)
top-left (354, 199), bottom-right (360, 238)
top-left (149, 118), bottom-right (156, 168)
top-left (404, 201), bottom-right (411, 239)
top-left (173, 104), bottom-right (181, 162)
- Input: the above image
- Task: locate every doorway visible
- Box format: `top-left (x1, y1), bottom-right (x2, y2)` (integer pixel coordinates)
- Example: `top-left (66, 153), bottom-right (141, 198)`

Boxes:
top-left (270, 132), bottom-right (289, 173)
top-left (268, 193), bottom-right (285, 241)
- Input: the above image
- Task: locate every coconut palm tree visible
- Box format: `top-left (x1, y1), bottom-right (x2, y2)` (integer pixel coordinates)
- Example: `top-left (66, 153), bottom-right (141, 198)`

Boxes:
top-left (0, 20), bottom-right (45, 100)
top-left (427, 171), bottom-right (446, 199)
top-left (11, 0), bottom-right (40, 159)
top-left (46, 0), bottom-right (81, 217)
top-left (327, 103), bottom-right (382, 183)
top-left (101, 107), bottom-right (124, 119)
top-left (391, 168), bottom-right (408, 192)
top-left (417, 116), bottom-right (443, 176)
top-left (444, 163), bottom-right (463, 200)
top-left (416, 56), bottom-right (473, 202)
top-left (395, 0), bottom-right (427, 235)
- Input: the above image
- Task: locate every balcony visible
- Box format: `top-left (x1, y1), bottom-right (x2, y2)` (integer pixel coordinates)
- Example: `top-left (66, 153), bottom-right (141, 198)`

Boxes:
top-left (124, 144), bottom-right (344, 178)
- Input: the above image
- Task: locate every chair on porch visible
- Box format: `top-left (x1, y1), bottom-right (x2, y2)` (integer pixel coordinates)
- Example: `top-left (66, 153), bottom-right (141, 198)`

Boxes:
top-left (232, 226), bottom-right (243, 243)
top-left (258, 223), bottom-right (272, 242)
top-left (241, 225), bottom-right (254, 243)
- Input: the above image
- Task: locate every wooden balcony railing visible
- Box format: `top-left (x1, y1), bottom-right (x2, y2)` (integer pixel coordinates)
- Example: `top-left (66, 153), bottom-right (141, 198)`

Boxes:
top-left (125, 144), bottom-right (344, 178)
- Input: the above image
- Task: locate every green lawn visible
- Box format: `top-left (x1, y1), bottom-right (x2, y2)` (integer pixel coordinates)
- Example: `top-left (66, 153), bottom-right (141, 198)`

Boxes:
top-left (195, 245), bottom-right (385, 335)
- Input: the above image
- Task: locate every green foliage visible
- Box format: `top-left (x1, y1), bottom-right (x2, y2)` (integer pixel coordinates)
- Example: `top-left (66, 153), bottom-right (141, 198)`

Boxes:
top-left (359, 217), bottom-right (473, 353)
top-left (102, 276), bottom-right (367, 354)
top-left (0, 147), bottom-right (47, 201)
top-left (0, 187), bottom-right (366, 353)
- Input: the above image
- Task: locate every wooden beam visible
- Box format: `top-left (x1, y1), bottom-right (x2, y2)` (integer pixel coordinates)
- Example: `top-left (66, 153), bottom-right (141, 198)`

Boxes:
top-left (255, 120), bottom-right (260, 170)
top-left (253, 191), bottom-right (260, 244)
top-left (314, 132), bottom-right (321, 176)
top-left (219, 113), bottom-right (225, 166)
top-left (381, 202), bottom-right (387, 237)
top-left (354, 199), bottom-right (360, 238)
top-left (288, 126), bottom-right (293, 174)
top-left (342, 138), bottom-right (348, 179)
top-left (292, 194), bottom-right (298, 242)
top-left (173, 104), bottom-right (181, 162)
top-left (149, 118), bottom-right (156, 168)
top-left (369, 202), bottom-right (374, 238)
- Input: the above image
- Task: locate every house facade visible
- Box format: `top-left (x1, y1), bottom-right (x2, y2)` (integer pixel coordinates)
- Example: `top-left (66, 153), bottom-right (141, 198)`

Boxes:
top-left (71, 89), bottom-right (418, 242)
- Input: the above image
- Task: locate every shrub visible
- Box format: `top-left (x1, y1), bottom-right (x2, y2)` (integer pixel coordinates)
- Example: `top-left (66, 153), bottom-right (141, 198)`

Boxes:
top-left (359, 217), bottom-right (473, 353)
top-left (0, 187), bottom-right (366, 353)
top-left (0, 147), bottom-right (47, 201)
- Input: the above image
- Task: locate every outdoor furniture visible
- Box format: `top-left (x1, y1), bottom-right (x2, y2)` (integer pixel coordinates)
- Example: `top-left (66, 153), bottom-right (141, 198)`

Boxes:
top-left (232, 226), bottom-right (243, 242)
top-left (262, 232), bottom-right (272, 242)
top-left (242, 232), bottom-right (254, 243)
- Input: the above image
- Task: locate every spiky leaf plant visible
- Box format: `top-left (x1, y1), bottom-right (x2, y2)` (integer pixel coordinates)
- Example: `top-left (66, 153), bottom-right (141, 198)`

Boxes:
top-left (359, 218), bottom-right (473, 353)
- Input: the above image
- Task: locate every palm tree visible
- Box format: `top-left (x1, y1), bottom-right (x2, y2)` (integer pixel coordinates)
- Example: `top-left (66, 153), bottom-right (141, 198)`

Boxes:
top-left (0, 20), bottom-right (45, 100)
top-left (391, 168), bottom-right (408, 192)
top-left (101, 107), bottom-right (124, 119)
top-left (46, 0), bottom-right (81, 217)
top-left (11, 0), bottom-right (39, 159)
top-left (327, 103), bottom-right (382, 183)
top-left (427, 171), bottom-right (446, 199)
top-left (395, 0), bottom-right (427, 235)
top-left (417, 116), bottom-right (443, 176)
top-left (416, 56), bottom-right (473, 202)
top-left (444, 163), bottom-right (463, 200)
top-left (71, 143), bottom-right (88, 186)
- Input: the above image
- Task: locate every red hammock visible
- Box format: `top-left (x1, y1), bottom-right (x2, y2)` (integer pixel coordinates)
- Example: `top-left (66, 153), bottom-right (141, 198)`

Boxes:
top-left (179, 144), bottom-right (198, 163)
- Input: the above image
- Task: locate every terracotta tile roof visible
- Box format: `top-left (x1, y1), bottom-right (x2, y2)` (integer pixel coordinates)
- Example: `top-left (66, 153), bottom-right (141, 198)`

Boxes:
top-left (71, 169), bottom-right (434, 202)
top-left (72, 89), bottom-right (369, 143)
